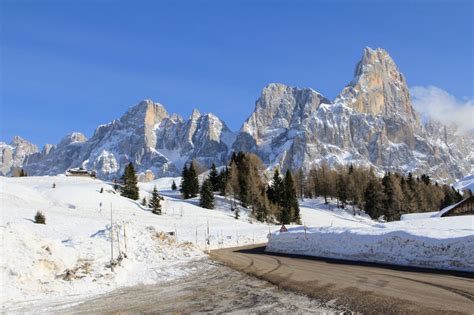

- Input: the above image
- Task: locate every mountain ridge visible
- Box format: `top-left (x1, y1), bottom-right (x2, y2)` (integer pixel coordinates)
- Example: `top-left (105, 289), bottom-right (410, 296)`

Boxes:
top-left (1, 47), bottom-right (472, 182)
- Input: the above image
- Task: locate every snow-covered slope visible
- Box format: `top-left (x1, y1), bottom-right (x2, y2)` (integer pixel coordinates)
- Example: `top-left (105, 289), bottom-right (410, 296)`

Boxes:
top-left (0, 175), bottom-right (377, 307)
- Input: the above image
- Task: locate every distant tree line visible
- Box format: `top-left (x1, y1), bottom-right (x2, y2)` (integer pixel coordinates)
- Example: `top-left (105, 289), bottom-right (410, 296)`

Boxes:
top-left (296, 162), bottom-right (465, 221)
top-left (119, 156), bottom-right (467, 223)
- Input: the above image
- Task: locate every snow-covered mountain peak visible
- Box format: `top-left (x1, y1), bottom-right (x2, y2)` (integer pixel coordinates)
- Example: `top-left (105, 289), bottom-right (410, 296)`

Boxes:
top-left (58, 132), bottom-right (87, 148)
top-left (190, 108), bottom-right (202, 121)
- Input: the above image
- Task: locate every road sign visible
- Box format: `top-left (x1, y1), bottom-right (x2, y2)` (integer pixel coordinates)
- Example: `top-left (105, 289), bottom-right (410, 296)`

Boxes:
top-left (280, 225), bottom-right (288, 232)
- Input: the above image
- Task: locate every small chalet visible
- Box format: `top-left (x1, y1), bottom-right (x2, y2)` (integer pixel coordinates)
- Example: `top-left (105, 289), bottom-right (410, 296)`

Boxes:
top-left (439, 196), bottom-right (474, 217)
top-left (66, 167), bottom-right (97, 178)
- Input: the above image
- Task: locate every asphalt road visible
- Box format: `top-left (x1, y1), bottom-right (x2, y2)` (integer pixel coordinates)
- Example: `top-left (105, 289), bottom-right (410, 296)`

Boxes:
top-left (210, 244), bottom-right (474, 315)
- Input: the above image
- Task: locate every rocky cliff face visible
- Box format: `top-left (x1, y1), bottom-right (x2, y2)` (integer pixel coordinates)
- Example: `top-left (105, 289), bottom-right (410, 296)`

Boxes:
top-left (0, 136), bottom-right (39, 176)
top-left (234, 48), bottom-right (472, 181)
top-left (1, 47), bottom-right (472, 181)
top-left (19, 100), bottom-right (235, 178)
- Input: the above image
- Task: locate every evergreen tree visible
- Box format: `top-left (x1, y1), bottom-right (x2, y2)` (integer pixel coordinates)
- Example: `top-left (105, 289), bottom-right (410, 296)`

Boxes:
top-left (34, 211), bottom-right (46, 224)
top-left (282, 170), bottom-right (300, 224)
top-left (120, 162), bottom-right (139, 200)
top-left (180, 165), bottom-right (190, 198)
top-left (420, 174), bottom-right (431, 186)
top-left (234, 207), bottom-right (240, 219)
top-left (364, 176), bottom-right (384, 219)
top-left (171, 180), bottom-right (177, 191)
top-left (199, 179), bottom-right (214, 209)
top-left (382, 173), bottom-right (403, 221)
top-left (141, 197), bottom-right (147, 206)
top-left (336, 172), bottom-right (348, 208)
top-left (267, 169), bottom-right (284, 205)
top-left (188, 162), bottom-right (200, 198)
top-left (217, 167), bottom-right (229, 196)
top-left (149, 186), bottom-right (163, 214)
top-left (209, 163), bottom-right (219, 191)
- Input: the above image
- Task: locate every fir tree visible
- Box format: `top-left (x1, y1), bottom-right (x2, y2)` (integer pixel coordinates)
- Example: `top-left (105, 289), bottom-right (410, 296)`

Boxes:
top-left (180, 165), bottom-right (190, 198)
top-left (234, 207), bottom-right (240, 219)
top-left (188, 162), bottom-right (200, 198)
top-left (199, 179), bottom-right (214, 209)
top-left (217, 167), bottom-right (229, 196)
top-left (420, 174), bottom-right (431, 186)
top-left (209, 163), bottom-right (219, 191)
top-left (382, 173), bottom-right (403, 221)
top-left (171, 180), bottom-right (177, 191)
top-left (34, 211), bottom-right (46, 224)
top-left (267, 169), bottom-right (284, 205)
top-left (141, 197), bottom-right (147, 206)
top-left (364, 177), bottom-right (384, 219)
top-left (336, 173), bottom-right (348, 208)
top-left (149, 186), bottom-right (163, 214)
top-left (120, 162), bottom-right (139, 200)
top-left (284, 170), bottom-right (301, 224)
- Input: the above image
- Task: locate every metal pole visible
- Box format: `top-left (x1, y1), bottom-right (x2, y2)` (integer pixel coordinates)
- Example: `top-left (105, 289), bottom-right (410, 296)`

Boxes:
top-left (123, 224), bottom-right (127, 256)
top-left (110, 203), bottom-right (114, 271)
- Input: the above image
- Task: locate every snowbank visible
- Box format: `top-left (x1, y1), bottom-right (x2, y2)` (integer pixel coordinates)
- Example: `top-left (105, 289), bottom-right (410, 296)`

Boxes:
top-left (266, 216), bottom-right (474, 272)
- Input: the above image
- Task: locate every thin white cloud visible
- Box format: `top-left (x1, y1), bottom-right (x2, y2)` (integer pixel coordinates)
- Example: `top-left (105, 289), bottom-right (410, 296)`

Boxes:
top-left (410, 86), bottom-right (474, 133)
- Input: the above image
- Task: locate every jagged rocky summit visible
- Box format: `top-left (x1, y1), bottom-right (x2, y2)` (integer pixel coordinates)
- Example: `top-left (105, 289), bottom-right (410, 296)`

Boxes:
top-left (1, 47), bottom-right (472, 182)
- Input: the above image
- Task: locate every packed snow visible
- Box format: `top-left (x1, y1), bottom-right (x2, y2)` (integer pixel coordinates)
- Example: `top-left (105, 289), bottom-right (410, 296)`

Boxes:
top-left (267, 210), bottom-right (474, 272)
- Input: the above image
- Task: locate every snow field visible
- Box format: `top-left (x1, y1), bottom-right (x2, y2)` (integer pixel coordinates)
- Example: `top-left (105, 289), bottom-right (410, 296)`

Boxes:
top-left (0, 175), bottom-right (289, 306)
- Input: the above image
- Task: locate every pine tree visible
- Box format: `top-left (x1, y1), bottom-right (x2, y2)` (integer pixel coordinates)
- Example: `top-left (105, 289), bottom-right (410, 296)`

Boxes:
top-left (237, 155), bottom-right (250, 207)
top-left (171, 180), bottom-right (177, 191)
top-left (141, 197), bottom-right (147, 206)
top-left (34, 211), bottom-right (46, 224)
top-left (149, 186), bottom-right (163, 214)
top-left (364, 176), bottom-right (384, 220)
top-left (285, 170), bottom-right (301, 224)
top-left (267, 169), bottom-right (284, 205)
top-left (188, 162), bottom-right (200, 198)
top-left (420, 174), bottom-right (431, 186)
top-left (336, 172), bottom-right (348, 208)
top-left (180, 165), bottom-right (190, 198)
top-left (217, 167), bottom-right (229, 196)
top-left (382, 173), bottom-right (403, 221)
top-left (120, 162), bottom-right (139, 200)
top-left (209, 163), bottom-right (219, 191)
top-left (199, 179), bottom-right (214, 209)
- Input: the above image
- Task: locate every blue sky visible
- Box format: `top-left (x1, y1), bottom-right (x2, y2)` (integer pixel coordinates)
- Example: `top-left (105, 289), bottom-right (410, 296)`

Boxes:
top-left (1, 0), bottom-right (473, 147)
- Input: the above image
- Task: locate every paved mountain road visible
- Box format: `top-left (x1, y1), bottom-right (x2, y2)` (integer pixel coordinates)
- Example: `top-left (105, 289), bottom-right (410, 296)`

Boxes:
top-left (210, 244), bottom-right (474, 315)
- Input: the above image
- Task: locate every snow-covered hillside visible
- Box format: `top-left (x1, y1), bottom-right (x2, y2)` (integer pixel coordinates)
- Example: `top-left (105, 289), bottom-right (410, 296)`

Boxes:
top-left (0, 175), bottom-right (378, 308)
top-left (2, 175), bottom-right (472, 309)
